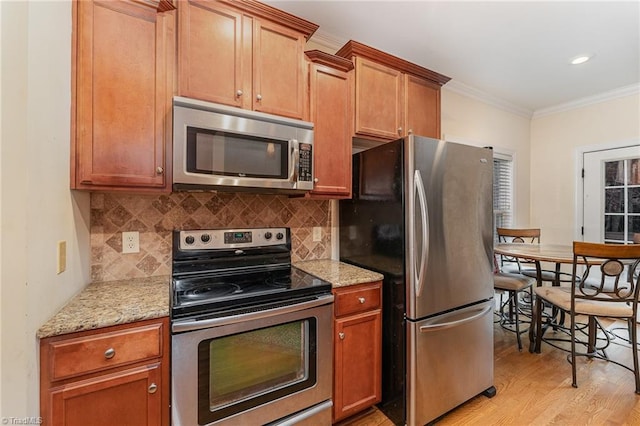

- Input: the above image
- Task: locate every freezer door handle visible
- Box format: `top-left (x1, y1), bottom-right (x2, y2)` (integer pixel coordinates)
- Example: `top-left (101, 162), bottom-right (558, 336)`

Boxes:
top-left (419, 304), bottom-right (492, 333)
top-left (414, 169), bottom-right (429, 296)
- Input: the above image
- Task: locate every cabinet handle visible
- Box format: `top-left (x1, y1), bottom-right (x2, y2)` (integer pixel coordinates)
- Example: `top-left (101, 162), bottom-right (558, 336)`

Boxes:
top-left (256, 94), bottom-right (262, 101)
top-left (408, 128), bottom-right (413, 135)
top-left (104, 348), bottom-right (116, 359)
top-left (397, 127), bottom-right (403, 135)
top-left (338, 332), bottom-right (345, 340)
top-left (236, 89), bottom-right (243, 97)
top-left (314, 177), bottom-right (319, 183)
top-left (358, 297), bottom-right (365, 304)
top-left (156, 166), bottom-right (164, 175)
top-left (148, 383), bottom-right (158, 394)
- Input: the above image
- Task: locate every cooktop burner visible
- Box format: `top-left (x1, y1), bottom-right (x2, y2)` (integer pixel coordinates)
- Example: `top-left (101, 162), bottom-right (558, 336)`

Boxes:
top-left (266, 276), bottom-right (292, 288)
top-left (182, 283), bottom-right (242, 300)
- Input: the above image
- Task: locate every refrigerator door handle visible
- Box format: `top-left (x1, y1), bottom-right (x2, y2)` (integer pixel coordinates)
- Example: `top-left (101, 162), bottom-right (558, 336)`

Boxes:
top-left (414, 169), bottom-right (429, 296)
top-left (419, 304), bottom-right (492, 333)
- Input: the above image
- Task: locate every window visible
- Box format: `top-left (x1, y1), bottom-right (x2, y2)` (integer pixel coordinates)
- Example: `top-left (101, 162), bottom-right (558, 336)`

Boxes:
top-left (493, 152), bottom-right (514, 236)
top-left (603, 157), bottom-right (640, 243)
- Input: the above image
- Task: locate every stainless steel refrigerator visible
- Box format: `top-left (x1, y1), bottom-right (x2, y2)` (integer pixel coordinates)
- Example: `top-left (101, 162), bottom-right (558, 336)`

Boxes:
top-left (339, 135), bottom-right (496, 426)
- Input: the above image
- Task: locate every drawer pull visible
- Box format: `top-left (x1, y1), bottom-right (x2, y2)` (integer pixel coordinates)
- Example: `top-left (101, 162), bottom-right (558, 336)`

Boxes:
top-left (338, 332), bottom-right (345, 340)
top-left (358, 297), bottom-right (366, 304)
top-left (104, 348), bottom-right (116, 359)
top-left (148, 383), bottom-right (158, 394)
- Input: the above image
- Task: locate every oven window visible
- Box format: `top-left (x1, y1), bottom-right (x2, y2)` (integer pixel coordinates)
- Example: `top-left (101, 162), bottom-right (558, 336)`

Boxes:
top-left (186, 127), bottom-right (288, 179)
top-left (198, 319), bottom-right (317, 423)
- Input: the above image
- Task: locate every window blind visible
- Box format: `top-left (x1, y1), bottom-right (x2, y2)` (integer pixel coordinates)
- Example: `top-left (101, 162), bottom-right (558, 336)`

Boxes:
top-left (493, 154), bottom-right (513, 232)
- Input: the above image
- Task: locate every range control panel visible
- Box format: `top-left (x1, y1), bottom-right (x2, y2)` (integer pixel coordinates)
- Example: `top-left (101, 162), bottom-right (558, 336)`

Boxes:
top-left (178, 228), bottom-right (288, 250)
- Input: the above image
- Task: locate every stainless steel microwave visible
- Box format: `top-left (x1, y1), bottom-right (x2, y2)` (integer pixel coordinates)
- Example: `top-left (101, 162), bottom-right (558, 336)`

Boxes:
top-left (173, 97), bottom-right (314, 194)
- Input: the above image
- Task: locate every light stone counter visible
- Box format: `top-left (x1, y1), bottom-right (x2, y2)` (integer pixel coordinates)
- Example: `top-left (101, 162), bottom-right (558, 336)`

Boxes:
top-left (293, 259), bottom-right (383, 288)
top-left (37, 276), bottom-right (169, 339)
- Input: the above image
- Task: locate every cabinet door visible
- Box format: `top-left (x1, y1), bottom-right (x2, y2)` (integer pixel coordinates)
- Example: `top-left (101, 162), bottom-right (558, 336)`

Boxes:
top-left (405, 74), bottom-right (441, 139)
top-left (49, 363), bottom-right (162, 426)
top-left (353, 57), bottom-right (403, 140)
top-left (308, 63), bottom-right (352, 198)
top-left (253, 19), bottom-right (307, 120)
top-left (178, 0), bottom-right (250, 108)
top-left (73, 0), bottom-right (173, 190)
top-left (333, 310), bottom-right (382, 422)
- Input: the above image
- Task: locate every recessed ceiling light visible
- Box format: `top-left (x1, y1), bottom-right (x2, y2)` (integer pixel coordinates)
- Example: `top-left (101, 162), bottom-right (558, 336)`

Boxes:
top-left (570, 55), bottom-right (591, 65)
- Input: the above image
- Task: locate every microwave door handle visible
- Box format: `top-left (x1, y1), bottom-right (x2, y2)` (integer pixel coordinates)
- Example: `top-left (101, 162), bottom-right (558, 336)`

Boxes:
top-left (289, 139), bottom-right (299, 183)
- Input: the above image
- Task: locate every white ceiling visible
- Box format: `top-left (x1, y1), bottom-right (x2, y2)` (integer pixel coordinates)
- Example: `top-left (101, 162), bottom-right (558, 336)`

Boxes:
top-left (264, 1), bottom-right (640, 115)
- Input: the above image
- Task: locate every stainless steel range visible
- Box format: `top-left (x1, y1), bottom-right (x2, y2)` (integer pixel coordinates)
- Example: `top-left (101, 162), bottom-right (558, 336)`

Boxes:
top-left (171, 227), bottom-right (334, 426)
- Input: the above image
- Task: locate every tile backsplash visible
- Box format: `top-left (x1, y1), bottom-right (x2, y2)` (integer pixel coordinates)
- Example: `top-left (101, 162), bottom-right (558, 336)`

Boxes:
top-left (90, 192), bottom-right (331, 282)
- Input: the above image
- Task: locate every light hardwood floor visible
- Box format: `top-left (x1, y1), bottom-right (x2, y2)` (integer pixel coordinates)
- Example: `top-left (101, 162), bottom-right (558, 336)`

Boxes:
top-left (336, 318), bottom-right (640, 425)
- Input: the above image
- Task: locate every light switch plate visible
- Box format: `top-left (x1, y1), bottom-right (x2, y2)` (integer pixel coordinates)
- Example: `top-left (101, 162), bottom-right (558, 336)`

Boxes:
top-left (57, 240), bottom-right (66, 274)
top-left (122, 231), bottom-right (140, 253)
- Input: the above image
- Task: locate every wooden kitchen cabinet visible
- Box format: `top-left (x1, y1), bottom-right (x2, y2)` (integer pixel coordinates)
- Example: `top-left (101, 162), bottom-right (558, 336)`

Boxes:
top-left (40, 317), bottom-right (170, 426)
top-left (336, 40), bottom-right (450, 142)
top-left (332, 281), bottom-right (382, 423)
top-left (306, 51), bottom-right (353, 198)
top-left (71, 0), bottom-right (175, 192)
top-left (178, 0), bottom-right (318, 120)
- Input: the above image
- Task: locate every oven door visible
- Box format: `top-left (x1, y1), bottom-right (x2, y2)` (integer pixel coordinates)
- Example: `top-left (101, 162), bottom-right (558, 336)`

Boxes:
top-left (171, 296), bottom-right (334, 426)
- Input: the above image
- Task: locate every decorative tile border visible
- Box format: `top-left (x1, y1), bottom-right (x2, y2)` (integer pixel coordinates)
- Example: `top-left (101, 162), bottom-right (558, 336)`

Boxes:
top-left (90, 193), bottom-right (331, 282)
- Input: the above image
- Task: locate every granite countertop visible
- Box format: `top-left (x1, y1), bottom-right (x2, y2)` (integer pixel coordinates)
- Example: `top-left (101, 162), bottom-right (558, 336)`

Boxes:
top-left (293, 259), bottom-right (384, 288)
top-left (37, 260), bottom-right (381, 339)
top-left (37, 276), bottom-right (170, 339)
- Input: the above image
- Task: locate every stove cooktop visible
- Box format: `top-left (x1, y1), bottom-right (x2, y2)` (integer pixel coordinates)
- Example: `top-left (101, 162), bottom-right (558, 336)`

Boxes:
top-left (171, 228), bottom-right (333, 320)
top-left (171, 266), bottom-right (332, 320)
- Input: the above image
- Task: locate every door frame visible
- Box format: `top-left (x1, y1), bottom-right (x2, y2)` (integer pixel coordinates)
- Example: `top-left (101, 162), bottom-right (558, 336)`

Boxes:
top-left (574, 138), bottom-right (640, 241)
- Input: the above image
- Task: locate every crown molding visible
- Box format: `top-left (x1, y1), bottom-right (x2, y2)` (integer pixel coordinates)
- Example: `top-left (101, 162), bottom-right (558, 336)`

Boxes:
top-left (307, 30), bottom-right (346, 54)
top-left (532, 83), bottom-right (640, 119)
top-left (443, 80), bottom-right (533, 118)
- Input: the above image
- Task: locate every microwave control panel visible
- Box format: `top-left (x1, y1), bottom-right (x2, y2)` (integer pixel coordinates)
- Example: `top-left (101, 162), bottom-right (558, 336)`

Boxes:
top-left (299, 143), bottom-right (312, 182)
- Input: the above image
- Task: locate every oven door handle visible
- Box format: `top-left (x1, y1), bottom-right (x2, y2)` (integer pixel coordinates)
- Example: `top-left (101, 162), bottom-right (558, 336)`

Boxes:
top-left (172, 294), bottom-right (334, 333)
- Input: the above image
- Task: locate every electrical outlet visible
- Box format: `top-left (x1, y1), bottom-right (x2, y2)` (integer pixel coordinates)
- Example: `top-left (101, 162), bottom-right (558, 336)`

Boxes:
top-left (57, 240), bottom-right (66, 274)
top-left (312, 227), bottom-right (322, 242)
top-left (122, 231), bottom-right (140, 253)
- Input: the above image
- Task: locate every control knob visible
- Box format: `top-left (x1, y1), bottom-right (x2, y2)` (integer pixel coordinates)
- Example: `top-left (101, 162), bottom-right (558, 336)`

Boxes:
top-left (201, 234), bottom-right (211, 243)
top-left (264, 232), bottom-right (272, 240)
top-left (276, 232), bottom-right (284, 240)
top-left (185, 235), bottom-right (195, 245)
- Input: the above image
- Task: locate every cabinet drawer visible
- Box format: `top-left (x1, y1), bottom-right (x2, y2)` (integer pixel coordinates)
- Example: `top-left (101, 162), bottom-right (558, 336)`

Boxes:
top-left (334, 281), bottom-right (382, 317)
top-left (48, 323), bottom-right (163, 381)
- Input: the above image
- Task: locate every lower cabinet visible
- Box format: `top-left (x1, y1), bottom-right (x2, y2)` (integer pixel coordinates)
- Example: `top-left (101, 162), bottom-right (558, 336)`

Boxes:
top-left (332, 281), bottom-right (382, 423)
top-left (40, 318), bottom-right (169, 426)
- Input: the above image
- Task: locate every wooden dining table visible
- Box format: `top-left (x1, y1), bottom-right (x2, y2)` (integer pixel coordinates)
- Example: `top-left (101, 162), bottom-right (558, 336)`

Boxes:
top-left (493, 242), bottom-right (595, 354)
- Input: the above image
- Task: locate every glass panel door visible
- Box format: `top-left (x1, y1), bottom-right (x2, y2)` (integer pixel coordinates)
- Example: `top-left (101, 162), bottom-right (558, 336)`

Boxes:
top-left (604, 158), bottom-right (640, 243)
top-left (583, 145), bottom-right (640, 243)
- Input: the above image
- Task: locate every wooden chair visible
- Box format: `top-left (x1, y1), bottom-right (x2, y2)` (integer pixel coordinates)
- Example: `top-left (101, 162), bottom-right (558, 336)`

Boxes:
top-left (496, 227), bottom-right (541, 274)
top-left (494, 271), bottom-right (535, 351)
top-left (533, 242), bottom-right (640, 393)
top-left (494, 228), bottom-right (545, 350)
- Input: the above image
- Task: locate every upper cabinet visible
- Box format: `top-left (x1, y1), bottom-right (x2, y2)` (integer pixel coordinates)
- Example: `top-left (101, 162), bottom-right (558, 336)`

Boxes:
top-left (178, 0), bottom-right (318, 120)
top-left (71, 0), bottom-right (175, 192)
top-left (306, 51), bottom-right (353, 199)
top-left (336, 41), bottom-right (450, 141)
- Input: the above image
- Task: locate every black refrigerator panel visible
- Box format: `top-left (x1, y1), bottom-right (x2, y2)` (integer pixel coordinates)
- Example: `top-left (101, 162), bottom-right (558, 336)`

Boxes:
top-left (339, 138), bottom-right (405, 275)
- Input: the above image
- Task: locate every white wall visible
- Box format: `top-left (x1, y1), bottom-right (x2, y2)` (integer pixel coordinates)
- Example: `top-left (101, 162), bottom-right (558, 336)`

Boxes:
top-left (441, 88), bottom-right (532, 228)
top-left (530, 93), bottom-right (640, 244)
top-left (0, 0), bottom-right (90, 418)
